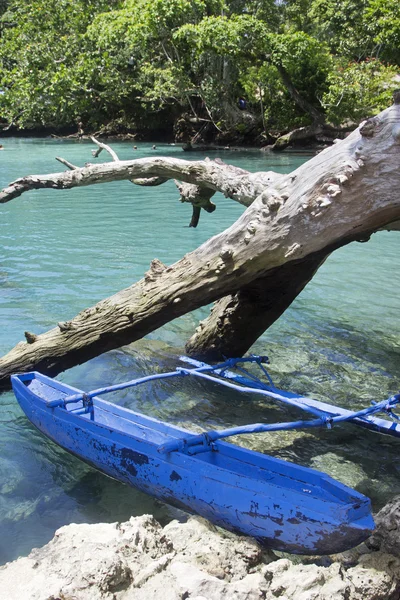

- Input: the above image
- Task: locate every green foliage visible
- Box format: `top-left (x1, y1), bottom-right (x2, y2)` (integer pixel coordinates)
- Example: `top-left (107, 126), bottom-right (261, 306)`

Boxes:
top-left (238, 33), bottom-right (332, 131)
top-left (308, 0), bottom-right (400, 64)
top-left (0, 0), bottom-right (120, 128)
top-left (269, 33), bottom-right (333, 102)
top-left (241, 63), bottom-right (311, 131)
top-left (366, 0), bottom-right (400, 63)
top-left (322, 58), bottom-right (399, 124)
top-left (0, 0), bottom-right (398, 134)
top-left (85, 0), bottom-right (220, 113)
top-left (308, 0), bottom-right (372, 59)
top-left (280, 0), bottom-right (315, 34)
top-left (168, 15), bottom-right (265, 122)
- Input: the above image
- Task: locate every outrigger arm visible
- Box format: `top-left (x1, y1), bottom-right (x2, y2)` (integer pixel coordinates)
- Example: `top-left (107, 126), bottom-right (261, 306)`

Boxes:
top-left (157, 390), bottom-right (400, 454)
top-left (44, 356), bottom-right (400, 450)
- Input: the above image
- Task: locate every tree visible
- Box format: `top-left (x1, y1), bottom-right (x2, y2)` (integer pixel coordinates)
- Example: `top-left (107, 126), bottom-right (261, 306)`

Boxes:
top-left (322, 58), bottom-right (398, 125)
top-left (84, 0), bottom-right (221, 119)
top-left (0, 96), bottom-right (399, 389)
top-left (366, 0), bottom-right (400, 64)
top-left (0, 0), bottom-right (120, 128)
top-left (307, 0), bottom-right (373, 60)
top-left (1, 0), bottom-right (399, 140)
top-left (307, 0), bottom-right (400, 64)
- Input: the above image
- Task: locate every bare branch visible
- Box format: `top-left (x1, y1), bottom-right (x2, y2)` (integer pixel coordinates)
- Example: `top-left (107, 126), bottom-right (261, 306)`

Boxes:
top-left (91, 147), bottom-right (103, 158)
top-left (0, 155), bottom-right (281, 206)
top-left (186, 250), bottom-right (330, 359)
top-left (189, 205), bottom-right (202, 227)
top-left (87, 140), bottom-right (169, 187)
top-left (90, 136), bottom-right (120, 162)
top-left (55, 156), bottom-right (78, 170)
top-left (175, 181), bottom-right (216, 227)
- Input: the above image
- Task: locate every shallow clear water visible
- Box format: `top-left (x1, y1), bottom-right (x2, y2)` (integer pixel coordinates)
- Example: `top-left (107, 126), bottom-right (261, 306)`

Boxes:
top-left (0, 138), bottom-right (399, 564)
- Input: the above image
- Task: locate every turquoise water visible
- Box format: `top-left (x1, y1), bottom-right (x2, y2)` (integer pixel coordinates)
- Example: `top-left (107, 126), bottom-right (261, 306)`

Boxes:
top-left (0, 138), bottom-right (399, 564)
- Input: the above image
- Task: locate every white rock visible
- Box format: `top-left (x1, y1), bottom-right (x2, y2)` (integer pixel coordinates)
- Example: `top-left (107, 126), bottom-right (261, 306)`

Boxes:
top-left (0, 511), bottom-right (399, 600)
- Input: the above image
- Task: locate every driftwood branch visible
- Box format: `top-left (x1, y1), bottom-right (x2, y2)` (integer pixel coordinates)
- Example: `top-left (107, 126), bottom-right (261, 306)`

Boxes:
top-left (90, 136), bottom-right (120, 161)
top-left (132, 177), bottom-right (169, 186)
top-left (0, 99), bottom-right (399, 389)
top-left (55, 157), bottom-right (78, 170)
top-left (0, 156), bottom-right (280, 207)
top-left (89, 136), bottom-right (170, 189)
top-left (175, 181), bottom-right (217, 227)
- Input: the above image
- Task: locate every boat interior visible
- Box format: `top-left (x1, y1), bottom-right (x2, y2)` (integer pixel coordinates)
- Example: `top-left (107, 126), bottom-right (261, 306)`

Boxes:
top-left (12, 371), bottom-right (369, 510)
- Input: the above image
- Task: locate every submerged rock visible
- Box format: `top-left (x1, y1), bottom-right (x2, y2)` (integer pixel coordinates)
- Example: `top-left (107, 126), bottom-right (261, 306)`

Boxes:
top-left (0, 512), bottom-right (399, 599)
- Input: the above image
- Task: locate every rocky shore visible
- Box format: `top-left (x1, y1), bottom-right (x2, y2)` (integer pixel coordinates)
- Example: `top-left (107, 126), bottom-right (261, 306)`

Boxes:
top-left (1, 496), bottom-right (399, 600)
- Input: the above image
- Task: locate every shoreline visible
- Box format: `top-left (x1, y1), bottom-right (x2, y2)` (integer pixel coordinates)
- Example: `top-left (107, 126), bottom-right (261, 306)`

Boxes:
top-left (0, 120), bottom-right (337, 153)
top-left (0, 132), bottom-right (325, 155)
top-left (1, 496), bottom-right (399, 599)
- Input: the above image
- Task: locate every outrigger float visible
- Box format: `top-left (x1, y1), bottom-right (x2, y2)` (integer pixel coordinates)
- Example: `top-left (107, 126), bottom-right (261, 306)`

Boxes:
top-left (11, 356), bottom-right (400, 555)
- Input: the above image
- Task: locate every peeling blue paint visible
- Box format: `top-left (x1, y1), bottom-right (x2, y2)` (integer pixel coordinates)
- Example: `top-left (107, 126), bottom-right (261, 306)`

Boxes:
top-left (170, 470), bottom-right (182, 482)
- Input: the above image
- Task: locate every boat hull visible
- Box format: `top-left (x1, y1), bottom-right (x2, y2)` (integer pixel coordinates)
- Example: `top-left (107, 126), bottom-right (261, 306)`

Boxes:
top-left (11, 372), bottom-right (374, 555)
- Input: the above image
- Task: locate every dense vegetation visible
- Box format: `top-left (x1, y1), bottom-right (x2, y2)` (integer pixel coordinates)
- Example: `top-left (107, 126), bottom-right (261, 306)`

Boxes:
top-left (0, 0), bottom-right (399, 142)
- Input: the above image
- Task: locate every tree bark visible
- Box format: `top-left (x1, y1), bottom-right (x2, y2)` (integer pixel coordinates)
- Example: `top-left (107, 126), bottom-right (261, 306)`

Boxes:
top-left (185, 249), bottom-right (330, 360)
top-left (1, 101), bottom-right (400, 389)
top-left (275, 64), bottom-right (326, 126)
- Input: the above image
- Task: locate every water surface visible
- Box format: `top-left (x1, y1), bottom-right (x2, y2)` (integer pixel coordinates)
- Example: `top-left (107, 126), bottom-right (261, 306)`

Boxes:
top-left (0, 138), bottom-right (399, 564)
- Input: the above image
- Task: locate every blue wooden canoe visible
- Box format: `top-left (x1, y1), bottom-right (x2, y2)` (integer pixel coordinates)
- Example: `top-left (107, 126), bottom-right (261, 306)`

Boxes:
top-left (11, 370), bottom-right (375, 555)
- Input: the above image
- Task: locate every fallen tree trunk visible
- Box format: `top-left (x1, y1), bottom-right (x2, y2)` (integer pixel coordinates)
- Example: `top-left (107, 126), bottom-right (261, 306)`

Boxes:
top-left (0, 154), bottom-right (280, 207)
top-left (185, 248), bottom-right (330, 360)
top-left (0, 98), bottom-right (399, 389)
